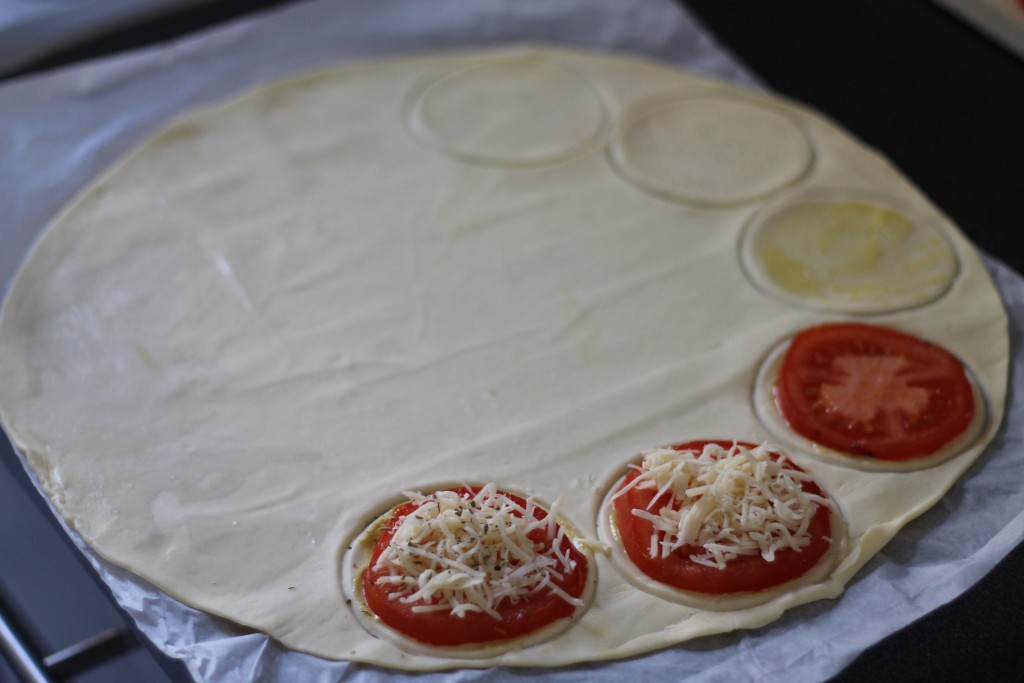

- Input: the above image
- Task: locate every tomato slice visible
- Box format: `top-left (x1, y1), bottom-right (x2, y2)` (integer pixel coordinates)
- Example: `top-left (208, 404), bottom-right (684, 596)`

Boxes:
top-left (612, 441), bottom-right (833, 595)
top-left (361, 487), bottom-right (588, 647)
top-left (774, 323), bottom-right (975, 461)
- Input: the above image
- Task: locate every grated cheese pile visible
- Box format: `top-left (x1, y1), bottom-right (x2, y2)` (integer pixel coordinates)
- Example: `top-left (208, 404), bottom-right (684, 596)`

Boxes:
top-left (371, 484), bottom-right (583, 619)
top-left (614, 442), bottom-right (827, 569)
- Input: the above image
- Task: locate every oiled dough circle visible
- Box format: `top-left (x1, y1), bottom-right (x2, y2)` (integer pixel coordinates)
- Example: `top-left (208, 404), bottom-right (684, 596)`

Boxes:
top-left (740, 190), bottom-right (958, 312)
top-left (609, 96), bottom-right (812, 205)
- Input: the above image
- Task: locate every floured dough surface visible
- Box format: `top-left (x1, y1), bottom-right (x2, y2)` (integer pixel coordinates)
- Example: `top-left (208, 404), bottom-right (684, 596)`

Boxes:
top-left (0, 47), bottom-right (1008, 670)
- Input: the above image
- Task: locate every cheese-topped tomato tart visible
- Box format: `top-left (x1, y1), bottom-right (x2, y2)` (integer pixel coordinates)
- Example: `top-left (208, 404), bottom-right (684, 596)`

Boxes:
top-left (606, 441), bottom-right (843, 609)
top-left (347, 484), bottom-right (594, 654)
top-left (773, 323), bottom-right (980, 463)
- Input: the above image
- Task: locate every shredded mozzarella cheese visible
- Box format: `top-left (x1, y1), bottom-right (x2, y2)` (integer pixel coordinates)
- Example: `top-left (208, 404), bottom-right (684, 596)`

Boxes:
top-left (613, 442), bottom-right (827, 569)
top-left (371, 483), bottom-right (583, 619)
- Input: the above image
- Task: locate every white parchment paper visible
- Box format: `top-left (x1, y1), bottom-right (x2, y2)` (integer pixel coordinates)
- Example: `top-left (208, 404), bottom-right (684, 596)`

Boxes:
top-left (0, 0), bottom-right (206, 73)
top-left (1, 1), bottom-right (1021, 681)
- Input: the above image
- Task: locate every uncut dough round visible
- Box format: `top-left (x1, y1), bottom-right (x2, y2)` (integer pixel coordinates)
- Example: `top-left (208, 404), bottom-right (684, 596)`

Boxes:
top-left (0, 47), bottom-right (1008, 670)
top-left (609, 95), bottom-right (812, 204)
top-left (408, 58), bottom-right (606, 166)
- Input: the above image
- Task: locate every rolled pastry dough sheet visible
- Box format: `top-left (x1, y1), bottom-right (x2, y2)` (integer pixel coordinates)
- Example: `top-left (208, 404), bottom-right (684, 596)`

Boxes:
top-left (0, 47), bottom-right (1008, 670)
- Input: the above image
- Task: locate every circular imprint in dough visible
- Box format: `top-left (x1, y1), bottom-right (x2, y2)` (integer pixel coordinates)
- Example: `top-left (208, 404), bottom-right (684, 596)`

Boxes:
top-left (407, 58), bottom-right (605, 167)
top-left (752, 333), bottom-right (988, 472)
top-left (608, 95), bottom-right (812, 206)
top-left (341, 484), bottom-right (597, 658)
top-left (595, 452), bottom-right (847, 611)
top-left (740, 189), bottom-right (958, 313)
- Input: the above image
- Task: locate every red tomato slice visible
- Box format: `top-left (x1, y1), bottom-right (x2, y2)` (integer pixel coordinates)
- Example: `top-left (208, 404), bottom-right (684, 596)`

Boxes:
top-left (362, 487), bottom-right (588, 647)
top-left (612, 441), bottom-right (833, 595)
top-left (774, 323), bottom-right (975, 461)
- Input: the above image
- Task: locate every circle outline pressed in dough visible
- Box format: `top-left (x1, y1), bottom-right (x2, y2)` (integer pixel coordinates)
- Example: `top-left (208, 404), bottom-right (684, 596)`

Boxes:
top-left (607, 92), bottom-right (814, 207)
top-left (738, 187), bottom-right (960, 314)
top-left (405, 57), bottom-right (607, 168)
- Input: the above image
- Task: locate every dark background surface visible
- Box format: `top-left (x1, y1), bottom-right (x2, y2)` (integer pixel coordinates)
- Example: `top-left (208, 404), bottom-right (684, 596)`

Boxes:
top-left (1, 1), bottom-right (1023, 681)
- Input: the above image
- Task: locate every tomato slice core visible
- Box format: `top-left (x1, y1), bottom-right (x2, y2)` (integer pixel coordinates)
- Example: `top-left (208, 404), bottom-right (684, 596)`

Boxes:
top-left (361, 487), bottom-right (588, 647)
top-left (612, 441), bottom-right (833, 595)
top-left (774, 323), bottom-right (975, 461)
